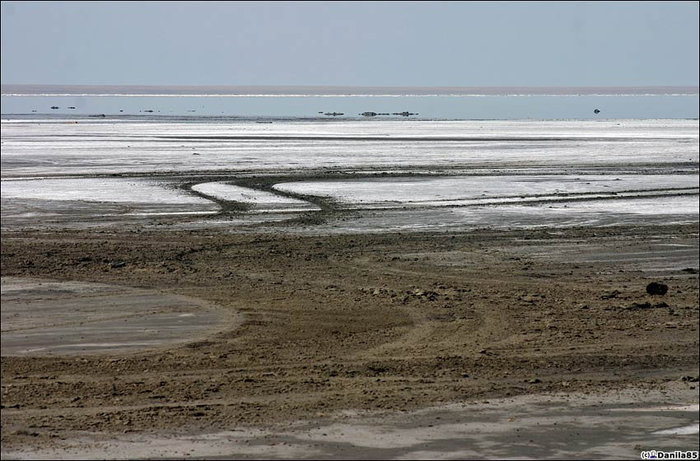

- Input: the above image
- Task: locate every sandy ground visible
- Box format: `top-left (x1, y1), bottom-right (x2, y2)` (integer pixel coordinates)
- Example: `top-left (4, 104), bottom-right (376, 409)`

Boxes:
top-left (3, 385), bottom-right (698, 459)
top-left (1, 222), bottom-right (698, 458)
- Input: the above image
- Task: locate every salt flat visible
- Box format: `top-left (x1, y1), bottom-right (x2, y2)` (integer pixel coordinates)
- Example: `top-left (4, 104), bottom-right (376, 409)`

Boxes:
top-left (191, 181), bottom-right (319, 212)
top-left (1, 119), bottom-right (697, 232)
top-left (1, 119), bottom-right (698, 178)
top-left (272, 174), bottom-right (698, 207)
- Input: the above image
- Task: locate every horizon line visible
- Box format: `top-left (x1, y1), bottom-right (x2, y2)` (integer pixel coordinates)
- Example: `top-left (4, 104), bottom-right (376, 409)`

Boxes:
top-left (2, 84), bottom-right (698, 97)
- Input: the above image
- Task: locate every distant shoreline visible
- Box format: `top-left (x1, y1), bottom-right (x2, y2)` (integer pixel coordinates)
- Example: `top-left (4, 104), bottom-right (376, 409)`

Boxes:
top-left (2, 84), bottom-right (698, 97)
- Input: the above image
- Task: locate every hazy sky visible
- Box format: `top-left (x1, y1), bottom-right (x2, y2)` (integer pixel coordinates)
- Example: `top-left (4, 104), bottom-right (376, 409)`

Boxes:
top-left (1, 1), bottom-right (698, 87)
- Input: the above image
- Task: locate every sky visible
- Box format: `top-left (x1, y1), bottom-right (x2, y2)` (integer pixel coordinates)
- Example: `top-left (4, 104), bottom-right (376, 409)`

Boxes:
top-left (1, 1), bottom-right (698, 87)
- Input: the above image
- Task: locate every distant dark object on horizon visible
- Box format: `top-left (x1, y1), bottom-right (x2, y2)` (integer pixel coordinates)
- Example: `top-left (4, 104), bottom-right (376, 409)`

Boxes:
top-left (50, 106), bottom-right (59, 109)
top-left (144, 109), bottom-right (154, 113)
top-left (324, 112), bottom-right (344, 116)
top-left (361, 111), bottom-right (417, 117)
top-left (68, 106), bottom-right (76, 109)
top-left (594, 109), bottom-right (601, 114)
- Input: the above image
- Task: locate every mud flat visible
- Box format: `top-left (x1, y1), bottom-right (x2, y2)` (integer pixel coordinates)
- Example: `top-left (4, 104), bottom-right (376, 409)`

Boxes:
top-left (3, 384), bottom-right (698, 459)
top-left (1, 277), bottom-right (233, 356)
top-left (1, 118), bottom-right (698, 458)
top-left (1, 224), bottom-right (698, 458)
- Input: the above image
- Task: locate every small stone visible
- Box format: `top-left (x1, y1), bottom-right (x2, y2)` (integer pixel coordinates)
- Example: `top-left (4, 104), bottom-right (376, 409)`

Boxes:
top-left (601, 290), bottom-right (622, 300)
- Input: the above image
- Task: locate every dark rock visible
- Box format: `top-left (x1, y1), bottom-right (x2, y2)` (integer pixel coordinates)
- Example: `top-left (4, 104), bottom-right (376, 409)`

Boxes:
top-left (411, 289), bottom-right (439, 301)
top-left (646, 282), bottom-right (668, 296)
top-left (360, 112), bottom-right (377, 117)
top-left (50, 106), bottom-right (59, 109)
top-left (594, 109), bottom-right (601, 114)
top-left (625, 301), bottom-right (669, 310)
top-left (601, 289), bottom-right (622, 299)
top-left (628, 302), bottom-right (652, 310)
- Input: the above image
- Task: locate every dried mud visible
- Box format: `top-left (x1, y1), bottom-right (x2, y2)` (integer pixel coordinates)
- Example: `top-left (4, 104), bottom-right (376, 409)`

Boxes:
top-left (1, 223), bottom-right (699, 453)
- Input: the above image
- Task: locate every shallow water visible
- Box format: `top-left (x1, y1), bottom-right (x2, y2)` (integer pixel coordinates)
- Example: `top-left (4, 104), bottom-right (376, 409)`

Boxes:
top-left (2, 85), bottom-right (698, 119)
